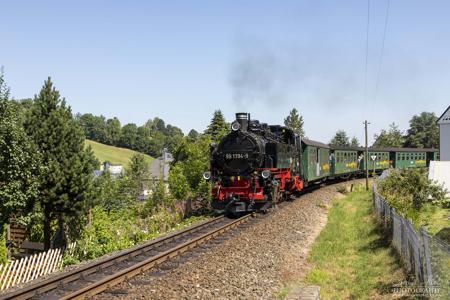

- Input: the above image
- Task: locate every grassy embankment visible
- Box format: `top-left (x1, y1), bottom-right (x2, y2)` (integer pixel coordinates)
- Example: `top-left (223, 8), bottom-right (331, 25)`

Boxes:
top-left (85, 139), bottom-right (153, 167)
top-left (419, 204), bottom-right (449, 235)
top-left (304, 185), bottom-right (405, 299)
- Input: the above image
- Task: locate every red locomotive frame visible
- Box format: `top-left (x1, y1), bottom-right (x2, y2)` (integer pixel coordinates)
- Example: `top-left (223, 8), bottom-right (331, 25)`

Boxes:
top-left (212, 168), bottom-right (304, 211)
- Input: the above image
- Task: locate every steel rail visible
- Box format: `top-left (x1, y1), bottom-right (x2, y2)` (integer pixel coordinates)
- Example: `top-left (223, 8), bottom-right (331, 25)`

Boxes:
top-left (0, 216), bottom-right (226, 300)
top-left (61, 214), bottom-right (252, 300)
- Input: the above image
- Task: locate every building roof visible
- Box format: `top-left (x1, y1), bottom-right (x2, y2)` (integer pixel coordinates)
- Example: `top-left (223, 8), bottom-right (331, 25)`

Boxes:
top-left (302, 138), bottom-right (330, 149)
top-left (437, 105), bottom-right (450, 124)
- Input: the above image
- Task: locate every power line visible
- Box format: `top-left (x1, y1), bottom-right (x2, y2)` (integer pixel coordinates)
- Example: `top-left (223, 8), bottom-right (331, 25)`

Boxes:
top-left (371, 0), bottom-right (391, 117)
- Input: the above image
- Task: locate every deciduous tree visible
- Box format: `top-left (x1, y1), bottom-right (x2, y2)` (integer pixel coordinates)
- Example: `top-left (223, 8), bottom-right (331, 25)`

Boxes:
top-left (105, 117), bottom-right (121, 145)
top-left (120, 123), bottom-right (139, 149)
top-left (404, 112), bottom-right (439, 148)
top-left (373, 123), bottom-right (404, 148)
top-left (0, 74), bottom-right (41, 233)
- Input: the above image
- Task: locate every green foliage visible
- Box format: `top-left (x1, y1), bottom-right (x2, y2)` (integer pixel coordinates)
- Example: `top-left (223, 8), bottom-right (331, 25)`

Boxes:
top-left (168, 164), bottom-right (190, 200)
top-left (105, 117), bottom-right (121, 145)
top-left (329, 130), bottom-right (350, 147)
top-left (379, 169), bottom-right (448, 225)
top-left (120, 123), bottom-right (139, 149)
top-left (0, 82), bottom-right (41, 229)
top-left (25, 77), bottom-right (98, 248)
top-left (404, 112), bottom-right (439, 148)
top-left (76, 112), bottom-right (184, 157)
top-left (187, 129), bottom-right (199, 142)
top-left (65, 204), bottom-right (204, 263)
top-left (0, 225), bottom-right (7, 265)
top-left (350, 136), bottom-right (359, 147)
top-left (205, 110), bottom-right (229, 142)
top-left (169, 135), bottom-right (212, 211)
top-left (284, 107), bottom-right (305, 137)
top-left (0, 67), bottom-right (10, 101)
top-left (91, 172), bottom-right (135, 212)
top-left (373, 122), bottom-right (404, 148)
top-left (85, 139), bottom-right (152, 167)
top-left (76, 113), bottom-right (107, 143)
top-left (128, 153), bottom-right (150, 197)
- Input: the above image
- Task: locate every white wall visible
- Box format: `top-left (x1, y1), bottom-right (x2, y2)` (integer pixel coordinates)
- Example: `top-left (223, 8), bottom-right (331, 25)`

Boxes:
top-left (429, 161), bottom-right (450, 196)
top-left (440, 123), bottom-right (450, 161)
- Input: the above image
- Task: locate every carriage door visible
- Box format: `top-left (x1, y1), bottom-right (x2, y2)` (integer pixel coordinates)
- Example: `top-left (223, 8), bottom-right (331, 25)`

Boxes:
top-left (316, 148), bottom-right (320, 177)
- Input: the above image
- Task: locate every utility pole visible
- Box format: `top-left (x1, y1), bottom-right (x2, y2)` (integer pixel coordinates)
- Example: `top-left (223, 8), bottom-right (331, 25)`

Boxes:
top-left (364, 120), bottom-right (370, 190)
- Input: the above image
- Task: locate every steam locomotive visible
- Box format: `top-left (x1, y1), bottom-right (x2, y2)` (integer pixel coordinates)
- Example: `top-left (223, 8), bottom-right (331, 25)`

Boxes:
top-left (205, 113), bottom-right (303, 215)
top-left (204, 112), bottom-right (439, 216)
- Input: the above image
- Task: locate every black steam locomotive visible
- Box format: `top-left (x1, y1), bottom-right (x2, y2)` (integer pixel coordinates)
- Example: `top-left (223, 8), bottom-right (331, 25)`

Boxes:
top-left (207, 113), bottom-right (304, 215)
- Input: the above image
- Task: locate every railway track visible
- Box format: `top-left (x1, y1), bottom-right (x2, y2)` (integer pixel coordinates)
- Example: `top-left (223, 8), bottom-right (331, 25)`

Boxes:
top-left (0, 214), bottom-right (254, 300)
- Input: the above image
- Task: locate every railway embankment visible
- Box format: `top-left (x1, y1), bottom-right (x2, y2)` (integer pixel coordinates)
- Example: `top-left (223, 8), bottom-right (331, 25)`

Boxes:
top-left (93, 181), bottom-right (360, 299)
top-left (298, 184), bottom-right (406, 299)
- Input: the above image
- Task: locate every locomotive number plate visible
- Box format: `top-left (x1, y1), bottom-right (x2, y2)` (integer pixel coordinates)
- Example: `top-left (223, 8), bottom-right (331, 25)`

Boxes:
top-left (225, 153), bottom-right (249, 159)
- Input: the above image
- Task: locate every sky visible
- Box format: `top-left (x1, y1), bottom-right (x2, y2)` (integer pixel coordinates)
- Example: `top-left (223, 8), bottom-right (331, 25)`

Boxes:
top-left (1, 0), bottom-right (449, 144)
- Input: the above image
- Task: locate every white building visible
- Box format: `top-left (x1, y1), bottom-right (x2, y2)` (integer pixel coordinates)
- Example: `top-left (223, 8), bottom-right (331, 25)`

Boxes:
top-left (438, 105), bottom-right (450, 161)
top-left (149, 148), bottom-right (173, 181)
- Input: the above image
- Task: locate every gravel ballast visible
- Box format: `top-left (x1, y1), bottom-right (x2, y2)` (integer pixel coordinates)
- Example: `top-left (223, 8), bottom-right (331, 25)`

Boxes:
top-left (96, 181), bottom-right (360, 299)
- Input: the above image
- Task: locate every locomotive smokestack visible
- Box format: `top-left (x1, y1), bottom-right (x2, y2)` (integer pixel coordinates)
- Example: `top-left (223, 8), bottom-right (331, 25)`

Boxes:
top-left (235, 112), bottom-right (249, 131)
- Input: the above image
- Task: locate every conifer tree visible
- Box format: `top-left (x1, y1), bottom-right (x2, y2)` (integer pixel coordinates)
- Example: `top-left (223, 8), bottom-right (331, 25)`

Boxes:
top-left (284, 108), bottom-right (305, 138)
top-left (205, 110), bottom-right (229, 142)
top-left (25, 77), bottom-right (97, 249)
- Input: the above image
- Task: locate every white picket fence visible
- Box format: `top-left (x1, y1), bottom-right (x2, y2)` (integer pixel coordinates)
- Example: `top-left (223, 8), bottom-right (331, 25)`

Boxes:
top-left (0, 242), bottom-right (76, 291)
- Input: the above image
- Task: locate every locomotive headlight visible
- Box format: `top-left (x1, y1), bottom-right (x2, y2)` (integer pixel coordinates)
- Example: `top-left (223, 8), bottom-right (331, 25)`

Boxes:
top-left (261, 170), bottom-right (271, 179)
top-left (231, 121), bottom-right (241, 131)
top-left (203, 171), bottom-right (212, 180)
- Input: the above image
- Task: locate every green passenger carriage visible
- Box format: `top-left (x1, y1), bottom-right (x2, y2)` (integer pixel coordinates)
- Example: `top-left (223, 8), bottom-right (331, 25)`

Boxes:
top-left (360, 150), bottom-right (390, 173)
top-left (330, 148), bottom-right (359, 175)
top-left (301, 139), bottom-right (330, 184)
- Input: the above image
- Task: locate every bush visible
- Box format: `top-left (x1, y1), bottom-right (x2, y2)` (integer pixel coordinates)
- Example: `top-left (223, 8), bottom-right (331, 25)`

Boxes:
top-left (168, 135), bottom-right (212, 213)
top-left (63, 203), bottom-right (204, 265)
top-left (0, 225), bottom-right (7, 265)
top-left (378, 168), bottom-right (448, 224)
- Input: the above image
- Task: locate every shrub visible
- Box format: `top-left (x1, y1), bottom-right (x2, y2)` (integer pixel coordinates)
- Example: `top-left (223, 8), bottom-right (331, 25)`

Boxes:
top-left (378, 168), bottom-right (448, 223)
top-left (62, 202), bottom-right (202, 265)
top-left (0, 225), bottom-right (7, 265)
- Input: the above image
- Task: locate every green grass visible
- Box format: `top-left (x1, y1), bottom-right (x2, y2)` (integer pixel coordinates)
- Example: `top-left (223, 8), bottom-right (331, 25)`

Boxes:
top-left (85, 139), bottom-right (153, 167)
top-left (420, 204), bottom-right (450, 235)
top-left (304, 185), bottom-right (405, 299)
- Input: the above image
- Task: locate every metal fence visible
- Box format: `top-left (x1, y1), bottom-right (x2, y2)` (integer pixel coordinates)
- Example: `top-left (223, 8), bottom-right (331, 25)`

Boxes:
top-left (373, 182), bottom-right (449, 299)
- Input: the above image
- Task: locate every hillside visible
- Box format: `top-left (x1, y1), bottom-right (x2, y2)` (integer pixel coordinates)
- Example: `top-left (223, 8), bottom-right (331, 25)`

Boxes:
top-left (85, 139), bottom-right (153, 167)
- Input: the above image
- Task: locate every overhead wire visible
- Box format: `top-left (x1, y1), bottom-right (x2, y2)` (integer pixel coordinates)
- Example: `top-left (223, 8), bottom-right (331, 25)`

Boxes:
top-left (371, 0), bottom-right (391, 119)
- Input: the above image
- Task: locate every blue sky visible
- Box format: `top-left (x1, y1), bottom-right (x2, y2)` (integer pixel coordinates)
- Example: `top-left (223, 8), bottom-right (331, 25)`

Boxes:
top-left (2, 1), bottom-right (449, 144)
